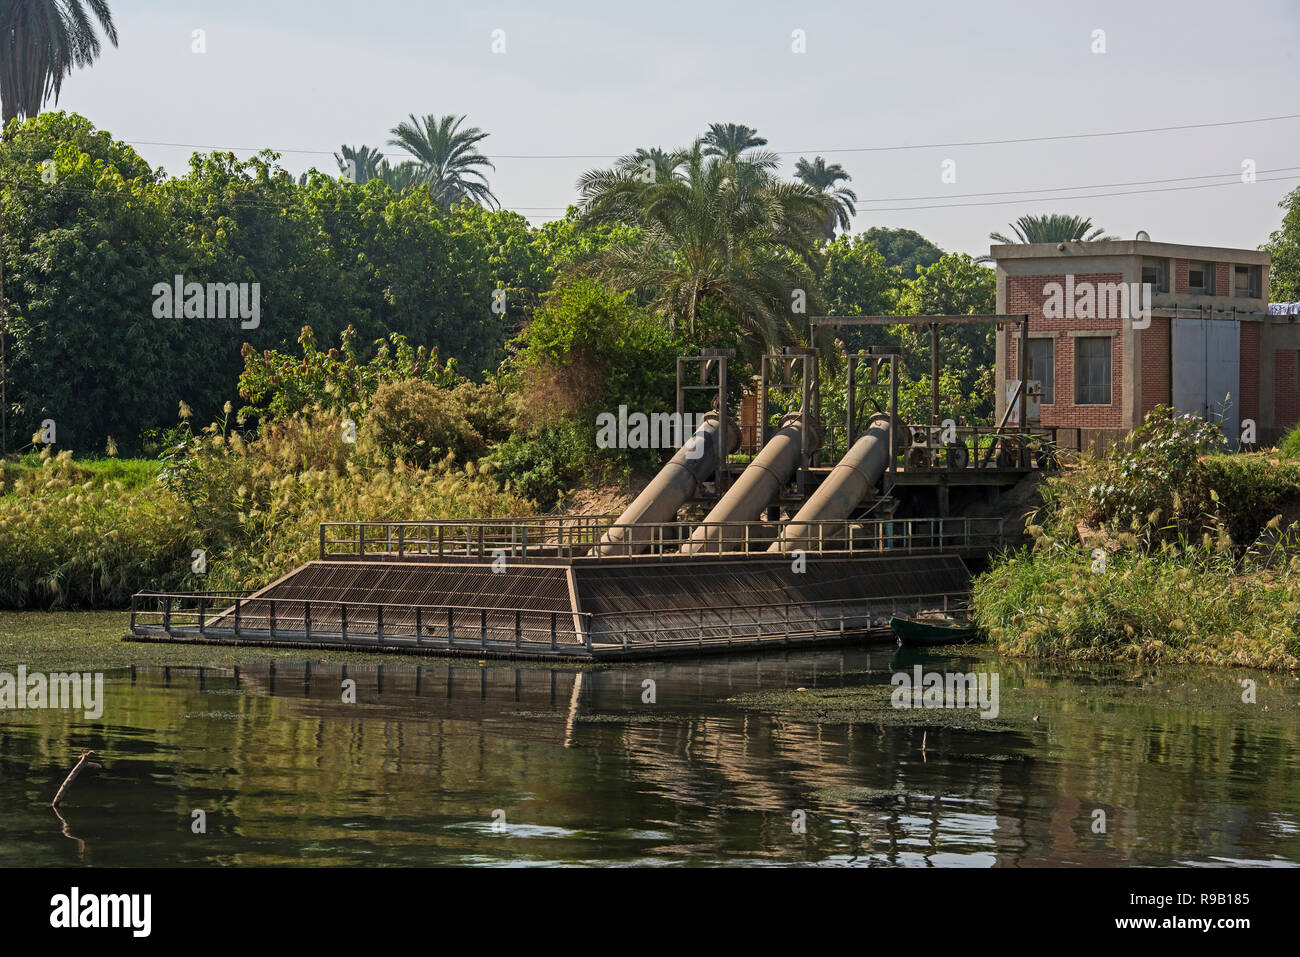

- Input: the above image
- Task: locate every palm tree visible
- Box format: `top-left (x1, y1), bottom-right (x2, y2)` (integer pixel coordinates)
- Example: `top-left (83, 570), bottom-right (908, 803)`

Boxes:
top-left (701, 122), bottom-right (767, 161)
top-left (376, 159), bottom-right (421, 193)
top-left (572, 147), bottom-right (687, 222)
top-left (387, 113), bottom-right (498, 209)
top-left (625, 146), bottom-right (688, 182)
top-left (334, 144), bottom-right (386, 184)
top-left (989, 214), bottom-right (1117, 246)
top-left (795, 156), bottom-right (857, 240)
top-left (700, 122), bottom-right (779, 179)
top-left (0, 0), bottom-right (118, 131)
top-left (575, 141), bottom-right (827, 349)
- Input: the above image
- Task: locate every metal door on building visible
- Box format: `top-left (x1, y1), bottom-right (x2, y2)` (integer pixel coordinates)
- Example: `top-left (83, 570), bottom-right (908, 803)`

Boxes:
top-left (1171, 316), bottom-right (1240, 444)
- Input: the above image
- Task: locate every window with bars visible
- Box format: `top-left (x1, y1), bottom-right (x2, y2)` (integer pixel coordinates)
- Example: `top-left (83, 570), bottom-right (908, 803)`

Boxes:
top-left (1028, 338), bottom-right (1054, 404)
top-left (1188, 262), bottom-right (1215, 295)
top-left (1074, 337), bottom-right (1111, 405)
top-left (1234, 265), bottom-right (1260, 298)
top-left (1141, 257), bottom-right (1168, 293)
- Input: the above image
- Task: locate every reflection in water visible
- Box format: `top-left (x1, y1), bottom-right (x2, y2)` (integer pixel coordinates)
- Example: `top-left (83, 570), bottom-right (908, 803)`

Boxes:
top-left (0, 647), bottom-right (1297, 866)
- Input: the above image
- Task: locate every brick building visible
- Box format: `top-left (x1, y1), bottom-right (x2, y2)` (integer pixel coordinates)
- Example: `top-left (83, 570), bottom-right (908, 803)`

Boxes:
top-left (991, 239), bottom-right (1295, 448)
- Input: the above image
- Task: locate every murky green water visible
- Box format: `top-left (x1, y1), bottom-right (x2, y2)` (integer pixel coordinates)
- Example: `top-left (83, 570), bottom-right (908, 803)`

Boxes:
top-left (2, 629), bottom-right (1298, 866)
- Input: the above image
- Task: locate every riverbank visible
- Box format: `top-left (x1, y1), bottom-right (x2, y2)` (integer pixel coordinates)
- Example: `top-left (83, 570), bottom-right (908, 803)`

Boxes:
top-left (0, 423), bottom-right (535, 609)
top-left (972, 410), bottom-right (1300, 672)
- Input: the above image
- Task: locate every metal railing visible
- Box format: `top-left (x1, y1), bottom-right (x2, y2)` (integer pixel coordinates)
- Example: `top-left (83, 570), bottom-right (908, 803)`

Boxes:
top-left (129, 588), bottom-right (968, 656)
top-left (130, 592), bottom-right (591, 653)
top-left (318, 515), bottom-right (1007, 560)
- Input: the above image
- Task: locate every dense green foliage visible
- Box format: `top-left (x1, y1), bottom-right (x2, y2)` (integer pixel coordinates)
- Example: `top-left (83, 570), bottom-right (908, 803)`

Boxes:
top-left (1034, 406), bottom-right (1300, 545)
top-left (974, 408), bottom-right (1300, 670)
top-left (0, 406), bottom-right (535, 608)
top-left (1264, 185), bottom-right (1300, 302)
top-left (493, 279), bottom-right (686, 505)
top-left (235, 325), bottom-right (462, 426)
top-left (0, 449), bottom-right (193, 607)
top-left (822, 235), bottom-right (899, 319)
top-left (1281, 423), bottom-right (1300, 460)
top-left (0, 112), bottom-right (1015, 458)
top-left (857, 226), bottom-right (944, 277)
top-left (574, 141), bottom-right (827, 350)
top-left (0, 113), bottom-right (552, 455)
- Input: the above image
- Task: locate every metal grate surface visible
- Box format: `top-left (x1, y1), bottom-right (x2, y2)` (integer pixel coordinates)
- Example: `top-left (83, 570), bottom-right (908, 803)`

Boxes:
top-left (253, 561), bottom-right (574, 611)
top-left (203, 561), bottom-right (581, 644)
top-left (574, 554), bottom-right (970, 645)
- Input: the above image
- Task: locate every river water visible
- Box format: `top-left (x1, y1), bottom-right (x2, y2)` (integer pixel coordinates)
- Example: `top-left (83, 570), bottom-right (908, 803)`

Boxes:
top-left (1, 639), bottom-right (1298, 866)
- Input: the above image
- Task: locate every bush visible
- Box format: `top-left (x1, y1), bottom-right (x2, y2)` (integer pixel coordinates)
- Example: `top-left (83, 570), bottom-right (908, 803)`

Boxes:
top-left (236, 325), bottom-right (462, 426)
top-left (972, 405), bottom-right (1300, 671)
top-left (488, 422), bottom-right (589, 510)
top-left (512, 279), bottom-right (683, 428)
top-left (1030, 406), bottom-right (1300, 546)
top-left (1281, 424), bottom-right (1300, 460)
top-left (360, 380), bottom-right (485, 468)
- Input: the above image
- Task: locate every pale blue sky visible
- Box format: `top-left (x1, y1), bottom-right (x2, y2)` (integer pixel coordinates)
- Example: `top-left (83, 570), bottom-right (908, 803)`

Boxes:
top-left (53, 0), bottom-right (1300, 256)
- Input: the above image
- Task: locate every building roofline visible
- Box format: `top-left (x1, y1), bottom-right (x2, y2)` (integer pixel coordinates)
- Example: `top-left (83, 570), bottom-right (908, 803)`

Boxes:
top-left (990, 239), bottom-right (1271, 265)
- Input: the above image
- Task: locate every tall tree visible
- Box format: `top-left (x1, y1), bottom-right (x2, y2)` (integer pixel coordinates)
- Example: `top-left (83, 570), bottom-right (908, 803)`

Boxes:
top-left (334, 144), bottom-right (386, 184)
top-left (0, 0), bottom-right (118, 130)
top-left (388, 113), bottom-right (498, 209)
top-left (624, 146), bottom-right (687, 182)
top-left (859, 226), bottom-right (943, 277)
top-left (822, 235), bottom-right (899, 317)
top-left (376, 158), bottom-right (421, 193)
top-left (795, 156), bottom-right (857, 240)
top-left (575, 141), bottom-right (826, 349)
top-left (1264, 185), bottom-right (1300, 302)
top-left (701, 122), bottom-right (774, 166)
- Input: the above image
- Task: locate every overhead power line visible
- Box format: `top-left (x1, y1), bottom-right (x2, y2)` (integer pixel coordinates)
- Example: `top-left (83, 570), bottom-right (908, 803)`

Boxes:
top-left (122, 111), bottom-right (1300, 162)
top-left (505, 165), bottom-right (1300, 213)
top-left (3, 166), bottom-right (1294, 218)
top-left (853, 173), bottom-right (1300, 213)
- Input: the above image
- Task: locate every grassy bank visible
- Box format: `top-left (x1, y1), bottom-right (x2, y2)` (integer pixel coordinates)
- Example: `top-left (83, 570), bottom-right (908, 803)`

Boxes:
top-left (0, 412), bottom-right (535, 610)
top-left (974, 543), bottom-right (1300, 670)
top-left (973, 408), bottom-right (1300, 671)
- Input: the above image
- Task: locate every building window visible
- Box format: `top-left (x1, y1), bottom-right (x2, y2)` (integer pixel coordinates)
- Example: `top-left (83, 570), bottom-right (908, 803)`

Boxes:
top-left (1075, 337), bottom-right (1111, 405)
top-left (1028, 338), bottom-right (1054, 404)
top-left (1188, 262), bottom-right (1215, 295)
top-left (1234, 265), bottom-right (1260, 298)
top-left (1141, 257), bottom-right (1168, 293)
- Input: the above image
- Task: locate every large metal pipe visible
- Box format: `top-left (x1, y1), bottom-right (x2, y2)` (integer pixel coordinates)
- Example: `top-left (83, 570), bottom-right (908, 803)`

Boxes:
top-left (771, 413), bottom-right (893, 553)
top-left (681, 411), bottom-right (822, 555)
top-left (594, 412), bottom-right (739, 556)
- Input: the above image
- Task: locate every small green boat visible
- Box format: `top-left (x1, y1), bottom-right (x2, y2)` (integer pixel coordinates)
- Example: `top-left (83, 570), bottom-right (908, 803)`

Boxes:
top-left (890, 615), bottom-right (979, 647)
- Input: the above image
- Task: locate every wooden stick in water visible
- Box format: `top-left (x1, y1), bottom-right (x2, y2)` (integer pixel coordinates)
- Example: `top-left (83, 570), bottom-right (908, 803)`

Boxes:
top-left (51, 750), bottom-right (101, 808)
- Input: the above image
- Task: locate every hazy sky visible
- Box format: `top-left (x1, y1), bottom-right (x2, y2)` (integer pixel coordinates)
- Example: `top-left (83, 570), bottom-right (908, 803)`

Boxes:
top-left (54, 0), bottom-right (1300, 257)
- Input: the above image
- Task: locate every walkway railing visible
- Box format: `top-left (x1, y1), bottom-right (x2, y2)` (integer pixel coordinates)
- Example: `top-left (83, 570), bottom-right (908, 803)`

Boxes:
top-left (318, 515), bottom-right (1007, 560)
top-left (130, 592), bottom-right (591, 653)
top-left (128, 588), bottom-right (967, 657)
